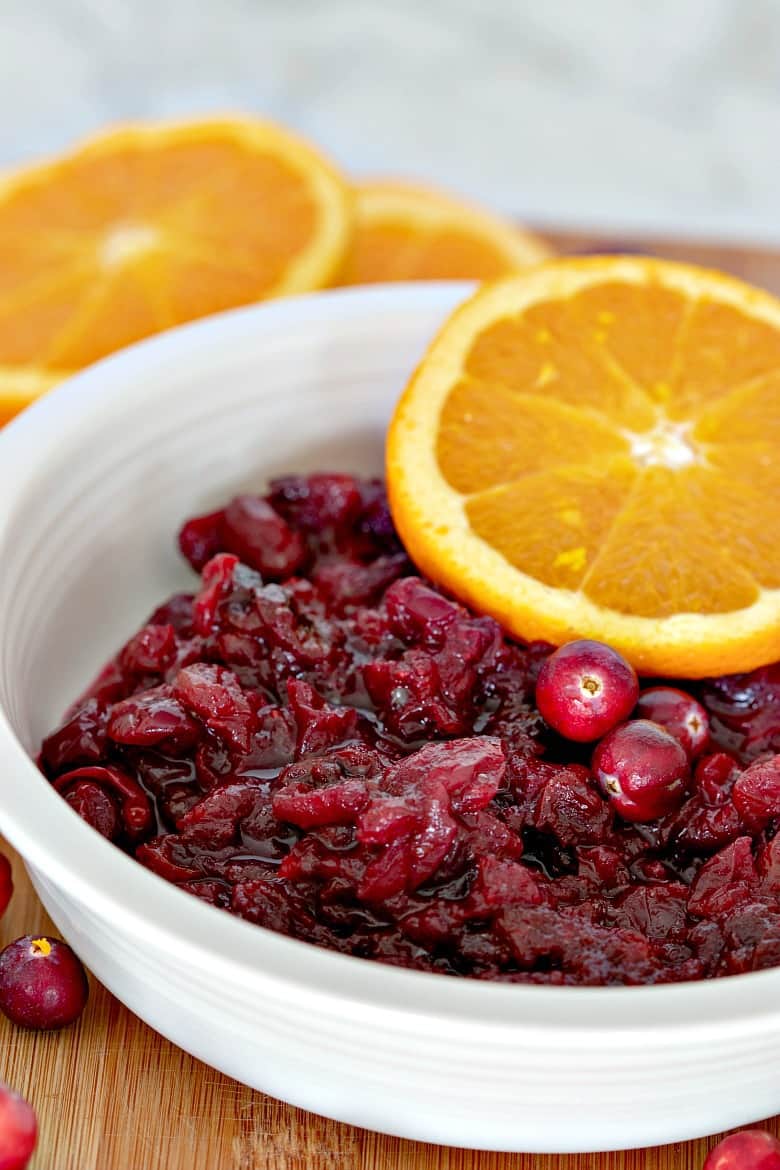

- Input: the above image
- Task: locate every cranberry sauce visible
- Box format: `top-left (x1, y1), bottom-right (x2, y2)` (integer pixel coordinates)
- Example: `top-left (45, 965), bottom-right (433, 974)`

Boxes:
top-left (39, 474), bottom-right (780, 986)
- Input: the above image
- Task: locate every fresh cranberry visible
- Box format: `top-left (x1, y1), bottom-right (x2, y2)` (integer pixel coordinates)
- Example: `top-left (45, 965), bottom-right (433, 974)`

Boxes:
top-left (535, 639), bottom-right (638, 742)
top-left (0, 855), bottom-right (12, 920)
top-left (0, 936), bottom-right (88, 1030)
top-left (703, 1129), bottom-right (780, 1169)
top-left (592, 719), bottom-right (690, 821)
top-left (0, 1083), bottom-right (36, 1170)
top-left (636, 686), bottom-right (710, 758)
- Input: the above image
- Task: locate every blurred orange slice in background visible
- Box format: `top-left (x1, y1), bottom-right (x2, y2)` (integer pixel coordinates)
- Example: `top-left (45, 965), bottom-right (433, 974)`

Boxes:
top-left (0, 117), bottom-right (352, 421)
top-left (388, 256), bottom-right (780, 678)
top-left (340, 180), bottom-right (551, 284)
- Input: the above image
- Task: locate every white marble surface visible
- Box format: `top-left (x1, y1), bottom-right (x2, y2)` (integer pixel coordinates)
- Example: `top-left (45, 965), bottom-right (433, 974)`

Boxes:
top-left (0, 0), bottom-right (778, 243)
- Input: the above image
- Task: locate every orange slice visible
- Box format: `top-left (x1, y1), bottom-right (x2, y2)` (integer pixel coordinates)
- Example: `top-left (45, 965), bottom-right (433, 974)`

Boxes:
top-left (339, 180), bottom-right (551, 285)
top-left (0, 367), bottom-right (66, 425)
top-left (387, 256), bottom-right (780, 677)
top-left (0, 117), bottom-right (353, 421)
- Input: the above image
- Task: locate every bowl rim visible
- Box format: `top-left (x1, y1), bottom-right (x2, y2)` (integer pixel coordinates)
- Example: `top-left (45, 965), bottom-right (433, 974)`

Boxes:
top-left (1, 279), bottom-right (779, 1035)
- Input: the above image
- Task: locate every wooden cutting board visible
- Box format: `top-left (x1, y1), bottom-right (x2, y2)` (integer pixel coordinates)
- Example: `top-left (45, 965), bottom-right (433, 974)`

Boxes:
top-left (2, 230), bottom-right (780, 1170)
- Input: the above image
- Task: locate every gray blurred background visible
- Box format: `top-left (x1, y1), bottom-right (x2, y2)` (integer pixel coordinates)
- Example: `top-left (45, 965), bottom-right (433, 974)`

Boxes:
top-left (1, 0), bottom-right (778, 243)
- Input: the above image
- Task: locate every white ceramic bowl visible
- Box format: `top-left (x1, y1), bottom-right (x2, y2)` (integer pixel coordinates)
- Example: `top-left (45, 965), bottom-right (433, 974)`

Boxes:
top-left (0, 283), bottom-right (779, 1154)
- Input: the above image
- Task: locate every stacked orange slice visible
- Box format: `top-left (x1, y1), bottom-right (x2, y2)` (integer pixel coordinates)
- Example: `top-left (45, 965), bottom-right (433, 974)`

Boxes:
top-left (340, 180), bottom-right (550, 285)
top-left (0, 117), bottom-right (352, 417)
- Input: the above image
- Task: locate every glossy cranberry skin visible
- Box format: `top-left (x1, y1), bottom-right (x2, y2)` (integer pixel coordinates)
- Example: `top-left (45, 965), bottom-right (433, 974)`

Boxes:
top-left (732, 755), bottom-right (780, 830)
top-left (635, 686), bottom-right (710, 758)
top-left (178, 508), bottom-right (224, 572)
top-left (704, 1130), bottom-right (780, 1169)
top-left (0, 1083), bottom-right (36, 1170)
top-left (0, 936), bottom-right (88, 1030)
top-left (62, 780), bottom-right (122, 841)
top-left (535, 640), bottom-right (639, 743)
top-left (592, 719), bottom-right (690, 822)
top-left (0, 855), bottom-right (12, 920)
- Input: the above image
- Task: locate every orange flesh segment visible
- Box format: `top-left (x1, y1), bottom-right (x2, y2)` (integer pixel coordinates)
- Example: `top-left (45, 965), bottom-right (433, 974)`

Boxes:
top-left (581, 466), bottom-right (759, 617)
top-left (437, 379), bottom-right (630, 494)
top-left (465, 458), bottom-right (636, 591)
top-left (463, 304), bottom-right (657, 431)
top-left (670, 300), bottom-right (780, 419)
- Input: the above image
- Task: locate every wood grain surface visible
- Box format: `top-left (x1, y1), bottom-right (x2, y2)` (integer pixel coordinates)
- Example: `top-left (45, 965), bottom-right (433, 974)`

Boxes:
top-left (2, 230), bottom-right (780, 1170)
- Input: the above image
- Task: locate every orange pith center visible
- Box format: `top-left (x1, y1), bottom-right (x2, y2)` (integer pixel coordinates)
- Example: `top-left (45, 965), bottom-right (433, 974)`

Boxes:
top-left (435, 281), bottom-right (780, 620)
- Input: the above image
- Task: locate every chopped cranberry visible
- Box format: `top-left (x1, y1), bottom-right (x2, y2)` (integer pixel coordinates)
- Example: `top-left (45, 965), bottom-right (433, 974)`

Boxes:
top-left (62, 780), bottom-right (121, 841)
top-left (535, 640), bottom-right (638, 742)
top-left (704, 1130), bottom-right (780, 1169)
top-left (39, 697), bottom-right (108, 773)
top-left (688, 838), bottom-right (758, 919)
top-left (313, 553), bottom-right (408, 612)
top-left (592, 719), bottom-right (690, 822)
top-left (119, 623), bottom-right (177, 675)
top-left (0, 855), bottom-right (12, 920)
top-left (173, 663), bottom-right (254, 753)
top-left (268, 473), bottom-right (362, 534)
top-left (0, 1083), bottom-right (37, 1170)
top-left (192, 553), bottom-right (241, 635)
top-left (220, 495), bottom-right (306, 579)
top-left (695, 752), bottom-right (740, 806)
top-left (384, 577), bottom-right (460, 644)
top-left (52, 766), bottom-right (153, 839)
top-left (37, 471), bottom-right (780, 986)
top-left (147, 592), bottom-right (196, 635)
top-left (701, 664), bottom-right (780, 761)
top-left (286, 679), bottom-right (359, 758)
top-left (178, 508), bottom-right (225, 572)
top-left (0, 936), bottom-right (88, 1030)
top-left (636, 686), bottom-right (710, 758)
top-left (732, 755), bottom-right (780, 830)
top-left (107, 686), bottom-right (201, 752)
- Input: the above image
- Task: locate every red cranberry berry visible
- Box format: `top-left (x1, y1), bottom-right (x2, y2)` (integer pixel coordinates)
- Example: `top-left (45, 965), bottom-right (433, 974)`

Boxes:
top-left (0, 855), bottom-right (12, 920)
top-left (535, 639), bottom-right (639, 742)
top-left (636, 686), bottom-right (710, 758)
top-left (0, 1083), bottom-right (36, 1170)
top-left (0, 936), bottom-right (88, 1030)
top-left (703, 1129), bottom-right (780, 1169)
top-left (592, 719), bottom-right (690, 822)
